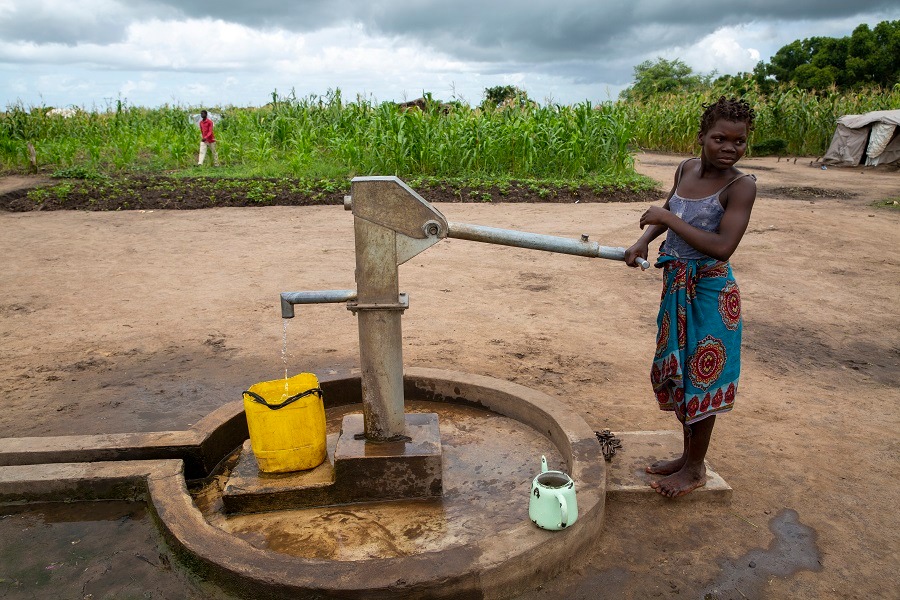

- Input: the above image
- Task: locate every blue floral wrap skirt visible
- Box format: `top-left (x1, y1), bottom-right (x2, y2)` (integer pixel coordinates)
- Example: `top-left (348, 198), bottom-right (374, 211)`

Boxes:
top-left (651, 254), bottom-right (742, 425)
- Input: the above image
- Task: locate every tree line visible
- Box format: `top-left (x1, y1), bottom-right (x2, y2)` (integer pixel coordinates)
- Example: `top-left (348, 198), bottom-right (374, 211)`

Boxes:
top-left (620, 20), bottom-right (899, 100)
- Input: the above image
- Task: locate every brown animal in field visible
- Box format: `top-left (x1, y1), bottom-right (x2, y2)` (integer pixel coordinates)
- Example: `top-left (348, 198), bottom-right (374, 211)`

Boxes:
top-left (398, 97), bottom-right (453, 114)
top-left (27, 142), bottom-right (37, 173)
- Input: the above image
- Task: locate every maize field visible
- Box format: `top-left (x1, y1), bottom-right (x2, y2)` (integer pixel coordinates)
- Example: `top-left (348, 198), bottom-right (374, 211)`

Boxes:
top-left (1, 84), bottom-right (897, 181)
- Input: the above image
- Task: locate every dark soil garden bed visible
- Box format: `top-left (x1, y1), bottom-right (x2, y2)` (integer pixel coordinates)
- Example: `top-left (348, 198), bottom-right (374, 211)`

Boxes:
top-left (0, 175), bottom-right (658, 212)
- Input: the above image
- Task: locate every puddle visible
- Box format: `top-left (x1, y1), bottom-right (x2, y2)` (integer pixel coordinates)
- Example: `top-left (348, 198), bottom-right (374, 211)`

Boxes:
top-left (701, 509), bottom-right (822, 599)
top-left (0, 501), bottom-right (238, 599)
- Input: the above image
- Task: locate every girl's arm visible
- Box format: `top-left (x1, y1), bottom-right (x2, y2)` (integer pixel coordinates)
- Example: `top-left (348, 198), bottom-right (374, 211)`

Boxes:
top-left (624, 208), bottom-right (668, 266)
top-left (624, 171), bottom-right (678, 267)
top-left (640, 176), bottom-right (756, 261)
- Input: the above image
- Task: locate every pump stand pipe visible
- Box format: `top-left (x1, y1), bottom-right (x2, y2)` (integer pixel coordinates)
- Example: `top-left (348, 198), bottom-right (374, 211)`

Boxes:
top-left (445, 222), bottom-right (651, 269)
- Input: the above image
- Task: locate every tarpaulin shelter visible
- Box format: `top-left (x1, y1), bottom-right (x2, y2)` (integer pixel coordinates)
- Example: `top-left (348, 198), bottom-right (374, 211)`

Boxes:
top-left (822, 110), bottom-right (900, 167)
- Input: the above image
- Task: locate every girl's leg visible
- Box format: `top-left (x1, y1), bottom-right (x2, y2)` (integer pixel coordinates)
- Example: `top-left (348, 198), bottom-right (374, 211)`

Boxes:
top-left (650, 415), bottom-right (715, 497)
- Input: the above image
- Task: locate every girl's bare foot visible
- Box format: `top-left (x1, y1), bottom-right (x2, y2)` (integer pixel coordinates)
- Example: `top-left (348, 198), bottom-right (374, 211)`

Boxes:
top-left (646, 456), bottom-right (686, 475)
top-left (649, 465), bottom-right (707, 498)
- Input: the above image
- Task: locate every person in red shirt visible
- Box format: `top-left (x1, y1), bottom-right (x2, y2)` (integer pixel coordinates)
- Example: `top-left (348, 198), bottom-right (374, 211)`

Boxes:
top-left (197, 110), bottom-right (219, 166)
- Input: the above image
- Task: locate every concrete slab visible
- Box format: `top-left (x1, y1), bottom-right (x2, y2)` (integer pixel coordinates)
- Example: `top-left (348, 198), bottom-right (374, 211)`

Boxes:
top-left (208, 402), bottom-right (560, 559)
top-left (0, 402), bottom-right (248, 479)
top-left (222, 412), bottom-right (442, 513)
top-left (605, 430), bottom-right (732, 504)
top-left (221, 437), bottom-right (337, 513)
top-left (0, 459), bottom-right (181, 503)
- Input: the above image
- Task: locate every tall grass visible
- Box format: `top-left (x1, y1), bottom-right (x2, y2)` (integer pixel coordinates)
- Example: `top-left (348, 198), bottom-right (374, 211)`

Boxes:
top-left (0, 91), bottom-right (635, 179)
top-left (0, 100), bottom-right (197, 172)
top-left (624, 82), bottom-right (900, 156)
top-left (4, 83), bottom-right (895, 178)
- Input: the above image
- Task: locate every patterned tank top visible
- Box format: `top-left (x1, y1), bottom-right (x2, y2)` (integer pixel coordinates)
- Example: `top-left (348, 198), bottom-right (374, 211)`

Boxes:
top-left (662, 159), bottom-right (755, 260)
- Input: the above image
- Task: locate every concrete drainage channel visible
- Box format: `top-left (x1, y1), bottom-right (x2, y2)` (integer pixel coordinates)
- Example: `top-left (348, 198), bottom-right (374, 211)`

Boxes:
top-left (0, 368), bottom-right (606, 600)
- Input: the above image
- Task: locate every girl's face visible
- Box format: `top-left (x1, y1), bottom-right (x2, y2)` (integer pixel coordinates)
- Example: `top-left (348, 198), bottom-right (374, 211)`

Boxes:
top-left (699, 119), bottom-right (749, 169)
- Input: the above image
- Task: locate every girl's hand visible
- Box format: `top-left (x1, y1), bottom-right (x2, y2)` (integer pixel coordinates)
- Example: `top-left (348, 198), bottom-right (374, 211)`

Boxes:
top-left (640, 206), bottom-right (671, 229)
top-left (624, 242), bottom-right (648, 268)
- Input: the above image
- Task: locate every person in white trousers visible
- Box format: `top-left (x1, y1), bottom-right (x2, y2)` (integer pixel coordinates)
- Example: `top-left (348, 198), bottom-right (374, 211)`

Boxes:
top-left (198, 110), bottom-right (219, 166)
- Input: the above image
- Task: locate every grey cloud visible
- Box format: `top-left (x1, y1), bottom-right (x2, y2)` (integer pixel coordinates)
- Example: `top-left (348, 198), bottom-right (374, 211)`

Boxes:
top-left (147, 0), bottom-right (353, 30)
top-left (4, 0), bottom-right (898, 68)
top-left (360, 1), bottom-right (900, 62)
top-left (147, 0), bottom-right (900, 62)
top-left (0, 8), bottom-right (132, 45)
top-left (0, 0), bottom-right (171, 46)
top-left (3, 0), bottom-right (897, 110)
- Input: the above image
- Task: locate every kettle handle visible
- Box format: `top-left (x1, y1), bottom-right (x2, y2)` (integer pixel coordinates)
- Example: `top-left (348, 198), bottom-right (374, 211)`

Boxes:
top-left (559, 495), bottom-right (568, 528)
top-left (541, 455), bottom-right (548, 473)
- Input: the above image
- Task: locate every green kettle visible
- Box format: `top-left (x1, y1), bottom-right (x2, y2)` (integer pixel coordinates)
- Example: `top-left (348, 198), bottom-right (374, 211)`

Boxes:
top-left (529, 456), bottom-right (578, 530)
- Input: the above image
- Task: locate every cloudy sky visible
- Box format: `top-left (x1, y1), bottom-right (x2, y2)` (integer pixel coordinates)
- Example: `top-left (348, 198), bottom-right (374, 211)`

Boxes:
top-left (2, 1), bottom-right (898, 109)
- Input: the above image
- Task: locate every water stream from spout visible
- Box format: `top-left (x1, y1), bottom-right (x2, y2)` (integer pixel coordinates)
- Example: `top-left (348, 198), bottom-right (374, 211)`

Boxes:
top-left (282, 319), bottom-right (290, 399)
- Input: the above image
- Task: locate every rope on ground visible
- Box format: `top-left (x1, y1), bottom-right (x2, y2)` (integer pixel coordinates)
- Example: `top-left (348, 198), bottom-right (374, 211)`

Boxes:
top-left (594, 429), bottom-right (622, 462)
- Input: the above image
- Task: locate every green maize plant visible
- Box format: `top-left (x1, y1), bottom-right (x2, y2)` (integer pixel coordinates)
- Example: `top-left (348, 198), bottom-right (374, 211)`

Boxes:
top-left (23, 81), bottom-right (897, 178)
top-left (0, 90), bottom-right (636, 180)
top-left (624, 81), bottom-right (900, 156)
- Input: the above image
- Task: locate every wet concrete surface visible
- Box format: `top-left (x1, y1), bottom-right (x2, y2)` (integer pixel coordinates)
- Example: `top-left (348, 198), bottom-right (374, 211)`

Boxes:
top-left (196, 400), bottom-right (565, 561)
top-left (0, 501), bottom-right (239, 600)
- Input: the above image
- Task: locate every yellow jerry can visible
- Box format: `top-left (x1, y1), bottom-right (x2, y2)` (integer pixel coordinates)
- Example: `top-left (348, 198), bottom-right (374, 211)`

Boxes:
top-left (242, 373), bottom-right (327, 473)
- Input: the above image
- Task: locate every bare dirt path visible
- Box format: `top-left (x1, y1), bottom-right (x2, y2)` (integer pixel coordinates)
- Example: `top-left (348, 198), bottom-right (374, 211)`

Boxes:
top-left (1, 154), bottom-right (898, 598)
top-left (0, 174), bottom-right (52, 195)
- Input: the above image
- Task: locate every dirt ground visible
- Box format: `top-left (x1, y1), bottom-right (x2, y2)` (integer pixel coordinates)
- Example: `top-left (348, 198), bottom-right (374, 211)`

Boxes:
top-left (1, 153), bottom-right (898, 599)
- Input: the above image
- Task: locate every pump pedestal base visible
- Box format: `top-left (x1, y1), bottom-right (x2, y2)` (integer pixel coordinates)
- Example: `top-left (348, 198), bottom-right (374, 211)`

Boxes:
top-left (222, 412), bottom-right (442, 514)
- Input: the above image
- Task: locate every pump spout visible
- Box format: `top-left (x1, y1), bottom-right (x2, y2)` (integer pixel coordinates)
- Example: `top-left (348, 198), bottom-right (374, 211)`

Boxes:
top-left (280, 290), bottom-right (358, 319)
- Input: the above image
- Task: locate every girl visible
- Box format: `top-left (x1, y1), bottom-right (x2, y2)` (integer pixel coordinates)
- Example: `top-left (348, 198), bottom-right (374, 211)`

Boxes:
top-left (625, 97), bottom-right (757, 498)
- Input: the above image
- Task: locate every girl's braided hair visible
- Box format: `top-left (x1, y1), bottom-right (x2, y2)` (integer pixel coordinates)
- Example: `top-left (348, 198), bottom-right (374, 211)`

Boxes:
top-left (700, 96), bottom-right (755, 134)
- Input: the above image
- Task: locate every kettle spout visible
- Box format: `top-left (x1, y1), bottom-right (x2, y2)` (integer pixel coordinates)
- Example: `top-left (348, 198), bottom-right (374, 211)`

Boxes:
top-left (541, 455), bottom-right (548, 473)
